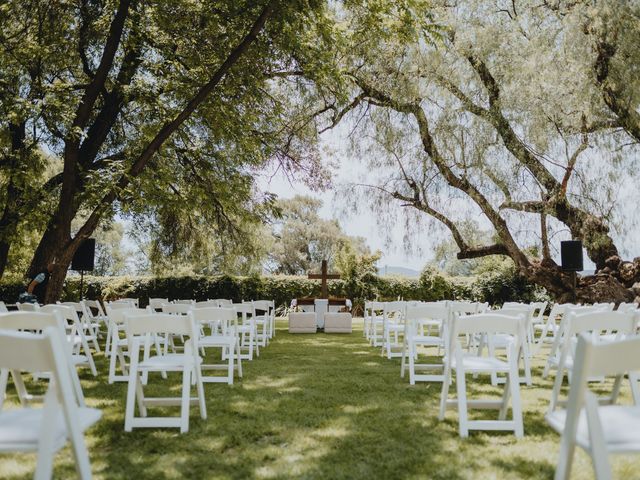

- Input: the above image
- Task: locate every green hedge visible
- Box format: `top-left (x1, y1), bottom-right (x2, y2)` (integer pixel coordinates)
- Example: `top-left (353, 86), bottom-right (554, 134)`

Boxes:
top-left (1, 268), bottom-right (547, 312)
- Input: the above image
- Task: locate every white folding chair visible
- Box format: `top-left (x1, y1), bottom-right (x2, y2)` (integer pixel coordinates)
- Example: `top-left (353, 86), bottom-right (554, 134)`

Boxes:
top-left (17, 302), bottom-right (40, 312)
top-left (547, 334), bottom-right (640, 480)
top-left (148, 298), bottom-right (169, 312)
top-left (382, 301), bottom-right (406, 359)
top-left (617, 302), bottom-right (639, 313)
top-left (543, 304), bottom-right (613, 379)
top-left (548, 310), bottom-right (637, 411)
top-left (124, 313), bottom-right (206, 433)
top-left (0, 328), bottom-right (101, 480)
top-left (439, 312), bottom-right (526, 438)
top-left (401, 303), bottom-right (449, 384)
top-left (487, 305), bottom-right (535, 386)
top-left (233, 303), bottom-right (258, 360)
top-left (81, 299), bottom-right (108, 338)
top-left (59, 301), bottom-right (101, 353)
top-left (173, 299), bottom-right (195, 305)
top-left (190, 308), bottom-right (242, 384)
top-left (104, 306), bottom-right (150, 383)
top-left (40, 305), bottom-right (97, 377)
top-left (534, 303), bottom-right (567, 354)
top-left (365, 301), bottom-right (385, 346)
top-left (0, 311), bottom-right (85, 408)
top-left (194, 300), bottom-right (219, 309)
top-left (252, 300), bottom-right (273, 348)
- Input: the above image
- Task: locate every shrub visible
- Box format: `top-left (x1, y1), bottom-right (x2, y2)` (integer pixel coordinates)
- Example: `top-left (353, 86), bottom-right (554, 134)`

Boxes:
top-left (0, 269), bottom-right (547, 309)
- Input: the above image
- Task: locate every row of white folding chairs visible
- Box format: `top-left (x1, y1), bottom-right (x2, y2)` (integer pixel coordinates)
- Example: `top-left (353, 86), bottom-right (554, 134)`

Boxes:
top-left (105, 301), bottom-right (274, 386)
top-left (547, 329), bottom-right (640, 479)
top-left (364, 300), bottom-right (489, 360)
top-left (0, 312), bottom-right (101, 478)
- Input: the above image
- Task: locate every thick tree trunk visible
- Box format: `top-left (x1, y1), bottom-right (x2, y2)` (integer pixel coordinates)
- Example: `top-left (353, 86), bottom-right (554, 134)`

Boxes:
top-left (525, 258), bottom-right (637, 304)
top-left (0, 121), bottom-right (28, 279)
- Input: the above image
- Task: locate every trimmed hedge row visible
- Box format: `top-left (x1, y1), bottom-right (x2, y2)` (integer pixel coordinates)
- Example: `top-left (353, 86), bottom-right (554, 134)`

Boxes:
top-left (0, 269), bottom-right (547, 313)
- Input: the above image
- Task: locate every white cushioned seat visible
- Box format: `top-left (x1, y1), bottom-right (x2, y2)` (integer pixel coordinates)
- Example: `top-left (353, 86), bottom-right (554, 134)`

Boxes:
top-left (288, 313), bottom-right (316, 333)
top-left (0, 407), bottom-right (101, 451)
top-left (324, 313), bottom-right (352, 333)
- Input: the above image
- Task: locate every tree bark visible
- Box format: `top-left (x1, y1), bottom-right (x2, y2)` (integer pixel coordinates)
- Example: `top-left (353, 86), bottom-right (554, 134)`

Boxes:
top-left (0, 121), bottom-right (28, 278)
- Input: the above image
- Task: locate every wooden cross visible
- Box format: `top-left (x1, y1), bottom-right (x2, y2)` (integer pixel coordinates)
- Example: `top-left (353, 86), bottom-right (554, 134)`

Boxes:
top-left (308, 259), bottom-right (340, 299)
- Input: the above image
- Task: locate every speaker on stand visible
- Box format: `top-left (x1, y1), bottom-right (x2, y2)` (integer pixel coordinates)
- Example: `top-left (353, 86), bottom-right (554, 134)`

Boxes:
top-left (561, 240), bottom-right (583, 300)
top-left (71, 239), bottom-right (96, 300)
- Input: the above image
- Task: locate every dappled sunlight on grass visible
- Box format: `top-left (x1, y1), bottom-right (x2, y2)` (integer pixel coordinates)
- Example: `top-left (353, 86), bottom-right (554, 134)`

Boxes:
top-left (2, 318), bottom-right (640, 479)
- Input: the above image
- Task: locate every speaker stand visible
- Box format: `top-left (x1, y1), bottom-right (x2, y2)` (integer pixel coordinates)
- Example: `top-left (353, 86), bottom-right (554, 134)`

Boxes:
top-left (79, 270), bottom-right (85, 301)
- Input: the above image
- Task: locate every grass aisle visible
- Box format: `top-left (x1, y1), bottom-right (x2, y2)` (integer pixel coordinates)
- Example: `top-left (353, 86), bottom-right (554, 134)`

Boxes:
top-left (2, 319), bottom-right (639, 479)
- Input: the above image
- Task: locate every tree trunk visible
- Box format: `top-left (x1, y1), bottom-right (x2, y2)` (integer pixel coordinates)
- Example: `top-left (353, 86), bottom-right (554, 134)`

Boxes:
top-left (0, 121), bottom-right (28, 279)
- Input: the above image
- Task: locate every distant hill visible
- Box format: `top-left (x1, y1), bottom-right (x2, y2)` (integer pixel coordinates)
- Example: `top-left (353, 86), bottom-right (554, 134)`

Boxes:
top-left (377, 265), bottom-right (421, 278)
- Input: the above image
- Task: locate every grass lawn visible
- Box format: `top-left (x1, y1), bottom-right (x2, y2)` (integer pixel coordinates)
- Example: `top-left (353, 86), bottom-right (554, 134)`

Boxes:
top-left (2, 319), bottom-right (640, 479)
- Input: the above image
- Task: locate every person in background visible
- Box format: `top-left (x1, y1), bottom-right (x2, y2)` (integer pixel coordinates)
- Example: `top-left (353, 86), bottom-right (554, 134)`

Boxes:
top-left (25, 263), bottom-right (56, 304)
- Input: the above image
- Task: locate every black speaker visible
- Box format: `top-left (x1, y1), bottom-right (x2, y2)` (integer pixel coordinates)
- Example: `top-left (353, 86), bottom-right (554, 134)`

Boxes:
top-left (561, 240), bottom-right (583, 271)
top-left (72, 238), bottom-right (96, 271)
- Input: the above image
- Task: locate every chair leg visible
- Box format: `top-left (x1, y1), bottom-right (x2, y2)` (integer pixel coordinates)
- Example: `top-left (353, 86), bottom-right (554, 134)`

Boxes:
top-left (34, 391), bottom-right (57, 480)
top-left (509, 357), bottom-right (524, 438)
top-left (0, 368), bottom-right (8, 410)
top-left (124, 352), bottom-right (140, 432)
top-left (227, 342), bottom-right (234, 385)
top-left (456, 364), bottom-right (469, 438)
top-left (180, 367), bottom-right (191, 433)
top-left (409, 344), bottom-right (416, 386)
top-left (194, 365), bottom-right (207, 420)
top-left (236, 339), bottom-right (243, 378)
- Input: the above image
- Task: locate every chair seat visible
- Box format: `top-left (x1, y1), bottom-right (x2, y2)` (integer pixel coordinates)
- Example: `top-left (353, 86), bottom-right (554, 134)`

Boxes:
top-left (0, 407), bottom-right (101, 450)
top-left (200, 335), bottom-right (235, 347)
top-left (451, 354), bottom-right (510, 373)
top-left (546, 406), bottom-right (640, 452)
top-left (534, 323), bottom-right (559, 332)
top-left (410, 335), bottom-right (444, 346)
top-left (139, 354), bottom-right (202, 370)
top-left (489, 333), bottom-right (516, 348)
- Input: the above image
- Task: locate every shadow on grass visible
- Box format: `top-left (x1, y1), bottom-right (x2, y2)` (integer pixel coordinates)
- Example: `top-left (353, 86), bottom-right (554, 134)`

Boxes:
top-left (1, 320), bottom-right (565, 479)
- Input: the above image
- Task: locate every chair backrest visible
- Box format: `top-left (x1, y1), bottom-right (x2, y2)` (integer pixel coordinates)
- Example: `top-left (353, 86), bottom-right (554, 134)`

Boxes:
top-left (59, 301), bottom-right (83, 312)
top-left (617, 302), bottom-right (639, 313)
top-left (252, 300), bottom-right (274, 313)
top-left (106, 306), bottom-right (147, 324)
top-left (82, 299), bottom-right (106, 318)
top-left (194, 300), bottom-right (219, 309)
top-left (365, 301), bottom-right (385, 312)
top-left (0, 327), bottom-right (90, 427)
top-left (148, 298), bottom-right (169, 310)
top-left (383, 301), bottom-right (405, 319)
top-left (17, 302), bottom-right (40, 312)
top-left (173, 299), bottom-right (194, 305)
top-left (107, 301), bottom-right (136, 310)
top-left (233, 303), bottom-right (254, 314)
top-left (449, 301), bottom-right (485, 318)
top-left (0, 301), bottom-right (7, 313)
top-left (162, 303), bottom-right (193, 315)
top-left (452, 312), bottom-right (525, 337)
top-left (190, 307), bottom-right (238, 335)
top-left (564, 310), bottom-right (636, 339)
top-left (0, 312), bottom-right (85, 405)
top-left (406, 304), bottom-right (448, 322)
top-left (405, 304), bottom-right (448, 335)
top-left (124, 313), bottom-right (198, 338)
top-left (122, 297), bottom-right (139, 306)
top-left (40, 304), bottom-right (79, 324)
top-left (214, 299), bottom-right (233, 307)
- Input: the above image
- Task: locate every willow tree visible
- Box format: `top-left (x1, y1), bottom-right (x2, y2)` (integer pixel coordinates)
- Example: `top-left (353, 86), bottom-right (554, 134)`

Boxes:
top-left (0, 0), bottom-right (346, 300)
top-left (329, 0), bottom-right (640, 302)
